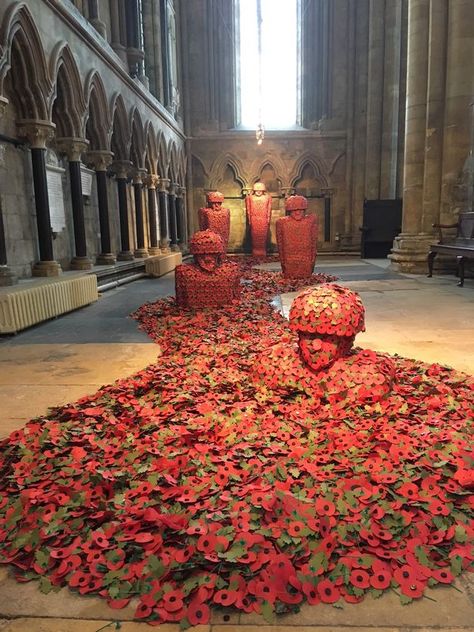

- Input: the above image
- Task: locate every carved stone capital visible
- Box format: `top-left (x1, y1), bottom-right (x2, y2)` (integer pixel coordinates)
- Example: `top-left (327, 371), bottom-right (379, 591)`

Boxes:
top-left (17, 120), bottom-right (56, 149)
top-left (175, 185), bottom-right (185, 198)
top-left (111, 160), bottom-right (133, 179)
top-left (132, 168), bottom-right (148, 185)
top-left (320, 187), bottom-right (334, 197)
top-left (169, 182), bottom-right (179, 195)
top-left (84, 150), bottom-right (114, 172)
top-left (55, 137), bottom-right (90, 162)
top-left (159, 177), bottom-right (171, 193)
top-left (0, 96), bottom-right (8, 118)
top-left (145, 174), bottom-right (160, 190)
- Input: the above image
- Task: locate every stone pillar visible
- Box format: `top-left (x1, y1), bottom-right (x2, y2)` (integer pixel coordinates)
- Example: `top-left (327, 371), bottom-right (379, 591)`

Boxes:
top-left (109, 0), bottom-right (128, 63)
top-left (17, 120), bottom-right (61, 277)
top-left (85, 150), bottom-right (116, 265)
top-left (168, 181), bottom-right (179, 251)
top-left (142, 0), bottom-right (164, 100)
top-left (112, 160), bottom-right (134, 261)
top-left (365, 0), bottom-right (385, 198)
top-left (421, 0), bottom-right (448, 233)
top-left (390, 0), bottom-right (433, 273)
top-left (158, 177), bottom-right (171, 252)
top-left (125, 0), bottom-right (147, 84)
top-left (56, 138), bottom-right (93, 270)
top-left (439, 0), bottom-right (474, 224)
top-left (146, 174), bottom-right (161, 255)
top-left (88, 0), bottom-right (107, 38)
top-left (132, 168), bottom-right (149, 257)
top-left (0, 198), bottom-right (17, 286)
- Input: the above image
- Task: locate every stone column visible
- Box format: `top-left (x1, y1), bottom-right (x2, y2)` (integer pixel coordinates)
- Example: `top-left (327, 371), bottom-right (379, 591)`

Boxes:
top-left (125, 0), bottom-right (146, 84)
top-left (146, 174), bottom-right (161, 255)
top-left (132, 168), bottom-right (149, 257)
top-left (158, 177), bottom-right (171, 252)
top-left (142, 0), bottom-right (164, 100)
top-left (17, 120), bottom-right (61, 277)
top-left (109, 0), bottom-right (128, 63)
top-left (390, 0), bottom-right (433, 273)
top-left (56, 138), bottom-right (93, 270)
top-left (421, 0), bottom-right (447, 233)
top-left (112, 160), bottom-right (134, 261)
top-left (85, 150), bottom-right (116, 265)
top-left (88, 0), bottom-right (107, 38)
top-left (168, 181), bottom-right (179, 251)
top-left (439, 0), bottom-right (474, 224)
top-left (0, 198), bottom-right (17, 286)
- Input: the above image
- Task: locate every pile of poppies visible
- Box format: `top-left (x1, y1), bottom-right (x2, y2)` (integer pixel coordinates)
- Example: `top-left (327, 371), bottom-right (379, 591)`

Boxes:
top-left (0, 258), bottom-right (473, 627)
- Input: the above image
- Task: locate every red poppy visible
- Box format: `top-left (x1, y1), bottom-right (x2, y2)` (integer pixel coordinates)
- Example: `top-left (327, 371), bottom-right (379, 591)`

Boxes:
top-left (370, 569), bottom-right (391, 589)
top-left (187, 599), bottom-right (210, 625)
top-left (317, 579), bottom-right (340, 603)
top-left (350, 569), bottom-right (370, 589)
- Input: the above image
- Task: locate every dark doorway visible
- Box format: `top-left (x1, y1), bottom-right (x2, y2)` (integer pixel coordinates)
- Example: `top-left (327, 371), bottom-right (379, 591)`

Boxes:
top-left (360, 199), bottom-right (402, 258)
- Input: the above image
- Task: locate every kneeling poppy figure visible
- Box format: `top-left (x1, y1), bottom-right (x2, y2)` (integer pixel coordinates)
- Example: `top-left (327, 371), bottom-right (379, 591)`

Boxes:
top-left (252, 283), bottom-right (395, 402)
top-left (175, 230), bottom-right (241, 309)
top-left (198, 191), bottom-right (231, 252)
top-left (276, 194), bottom-right (317, 278)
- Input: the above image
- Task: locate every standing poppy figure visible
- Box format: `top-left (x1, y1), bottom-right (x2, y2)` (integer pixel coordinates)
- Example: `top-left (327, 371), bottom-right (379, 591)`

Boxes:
top-left (245, 182), bottom-right (272, 257)
top-left (198, 191), bottom-right (231, 252)
top-left (276, 194), bottom-right (318, 278)
top-left (175, 230), bottom-right (241, 309)
top-left (252, 283), bottom-right (395, 403)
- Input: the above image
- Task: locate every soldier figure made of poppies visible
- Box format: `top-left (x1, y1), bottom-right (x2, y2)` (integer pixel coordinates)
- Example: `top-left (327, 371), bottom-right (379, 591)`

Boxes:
top-left (175, 230), bottom-right (241, 309)
top-left (276, 194), bottom-right (318, 278)
top-left (252, 284), bottom-right (395, 403)
top-left (198, 191), bottom-right (231, 252)
top-left (245, 182), bottom-right (273, 257)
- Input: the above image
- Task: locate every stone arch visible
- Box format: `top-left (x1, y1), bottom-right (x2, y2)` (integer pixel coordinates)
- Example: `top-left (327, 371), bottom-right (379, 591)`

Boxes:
top-left (209, 152), bottom-right (248, 190)
top-left (49, 43), bottom-right (86, 138)
top-left (255, 161), bottom-right (283, 195)
top-left (129, 107), bottom-right (145, 168)
top-left (144, 122), bottom-right (157, 174)
top-left (0, 3), bottom-right (51, 119)
top-left (110, 93), bottom-right (130, 160)
top-left (157, 134), bottom-right (170, 179)
top-left (249, 154), bottom-right (288, 188)
top-left (290, 154), bottom-right (329, 189)
top-left (168, 142), bottom-right (178, 182)
top-left (84, 71), bottom-right (111, 150)
top-left (176, 147), bottom-right (186, 184)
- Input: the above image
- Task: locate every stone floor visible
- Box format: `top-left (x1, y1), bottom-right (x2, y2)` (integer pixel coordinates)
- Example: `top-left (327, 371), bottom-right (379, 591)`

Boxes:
top-left (0, 257), bottom-right (473, 631)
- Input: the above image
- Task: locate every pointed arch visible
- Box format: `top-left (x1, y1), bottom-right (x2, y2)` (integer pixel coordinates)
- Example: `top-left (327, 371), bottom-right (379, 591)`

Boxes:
top-left (249, 153), bottom-right (288, 187)
top-left (157, 134), bottom-right (170, 179)
top-left (145, 121), bottom-right (158, 174)
top-left (130, 107), bottom-right (145, 168)
top-left (49, 42), bottom-right (86, 137)
top-left (110, 93), bottom-right (130, 160)
top-left (168, 142), bottom-right (178, 182)
top-left (84, 70), bottom-right (111, 150)
top-left (0, 3), bottom-right (51, 119)
top-left (209, 152), bottom-right (248, 189)
top-left (289, 153), bottom-right (329, 188)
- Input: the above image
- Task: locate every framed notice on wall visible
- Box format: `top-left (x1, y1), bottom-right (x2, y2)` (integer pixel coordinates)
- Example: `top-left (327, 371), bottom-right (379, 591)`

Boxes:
top-left (46, 165), bottom-right (66, 233)
top-left (80, 165), bottom-right (94, 196)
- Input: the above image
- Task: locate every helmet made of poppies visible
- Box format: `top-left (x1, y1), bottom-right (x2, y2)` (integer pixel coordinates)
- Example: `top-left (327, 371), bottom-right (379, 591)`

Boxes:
top-left (253, 182), bottom-right (267, 192)
top-left (207, 191), bottom-right (225, 203)
top-left (189, 230), bottom-right (225, 255)
top-left (285, 195), bottom-right (308, 211)
top-left (289, 284), bottom-right (365, 337)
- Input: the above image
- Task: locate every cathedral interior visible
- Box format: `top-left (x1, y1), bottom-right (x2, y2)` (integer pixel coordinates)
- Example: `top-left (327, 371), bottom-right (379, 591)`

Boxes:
top-left (0, 1), bottom-right (473, 630)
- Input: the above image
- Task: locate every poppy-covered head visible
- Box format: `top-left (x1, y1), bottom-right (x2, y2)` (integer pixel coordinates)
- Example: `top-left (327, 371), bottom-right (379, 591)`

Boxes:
top-left (190, 230), bottom-right (224, 272)
top-left (289, 284), bottom-right (365, 371)
top-left (207, 191), bottom-right (225, 205)
top-left (285, 195), bottom-right (308, 221)
top-left (253, 182), bottom-right (267, 195)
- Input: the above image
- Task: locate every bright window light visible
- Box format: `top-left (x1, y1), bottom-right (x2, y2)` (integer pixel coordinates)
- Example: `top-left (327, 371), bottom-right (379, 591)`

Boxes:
top-left (239, 0), bottom-right (297, 129)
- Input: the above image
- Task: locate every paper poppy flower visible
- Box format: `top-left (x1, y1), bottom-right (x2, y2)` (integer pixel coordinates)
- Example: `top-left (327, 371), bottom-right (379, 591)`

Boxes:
top-left (186, 599), bottom-right (210, 625)
top-left (316, 579), bottom-right (340, 603)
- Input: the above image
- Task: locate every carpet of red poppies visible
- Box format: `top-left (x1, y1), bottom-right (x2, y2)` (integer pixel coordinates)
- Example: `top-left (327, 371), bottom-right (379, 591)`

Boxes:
top-left (0, 258), bottom-right (473, 627)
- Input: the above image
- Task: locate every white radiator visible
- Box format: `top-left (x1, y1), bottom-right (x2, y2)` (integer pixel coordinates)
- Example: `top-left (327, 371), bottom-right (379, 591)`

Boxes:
top-left (0, 275), bottom-right (98, 334)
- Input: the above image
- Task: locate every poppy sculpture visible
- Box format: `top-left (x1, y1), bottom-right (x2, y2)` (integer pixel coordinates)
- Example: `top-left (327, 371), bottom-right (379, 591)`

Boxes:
top-left (276, 194), bottom-right (318, 278)
top-left (175, 229), bottom-right (241, 309)
top-left (198, 191), bottom-right (231, 252)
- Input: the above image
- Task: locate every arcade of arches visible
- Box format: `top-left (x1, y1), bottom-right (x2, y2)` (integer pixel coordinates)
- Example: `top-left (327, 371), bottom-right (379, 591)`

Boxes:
top-left (0, 1), bottom-right (474, 631)
top-left (0, 0), bottom-right (472, 284)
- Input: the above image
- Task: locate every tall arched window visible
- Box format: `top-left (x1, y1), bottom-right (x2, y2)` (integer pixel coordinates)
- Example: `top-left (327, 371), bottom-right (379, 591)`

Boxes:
top-left (238, 0), bottom-right (298, 129)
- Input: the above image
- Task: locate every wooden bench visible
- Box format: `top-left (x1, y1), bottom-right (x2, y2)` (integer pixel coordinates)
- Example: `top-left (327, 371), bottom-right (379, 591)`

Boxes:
top-left (427, 212), bottom-right (474, 286)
